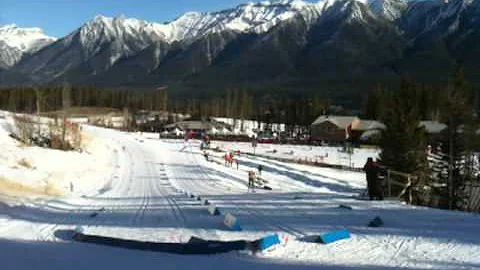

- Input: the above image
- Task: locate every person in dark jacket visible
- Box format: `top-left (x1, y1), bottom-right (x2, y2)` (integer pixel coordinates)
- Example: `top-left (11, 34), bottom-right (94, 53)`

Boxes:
top-left (363, 157), bottom-right (383, 200)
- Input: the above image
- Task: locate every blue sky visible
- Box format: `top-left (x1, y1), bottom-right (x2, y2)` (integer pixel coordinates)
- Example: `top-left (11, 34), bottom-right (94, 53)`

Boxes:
top-left (0, 0), bottom-right (315, 38)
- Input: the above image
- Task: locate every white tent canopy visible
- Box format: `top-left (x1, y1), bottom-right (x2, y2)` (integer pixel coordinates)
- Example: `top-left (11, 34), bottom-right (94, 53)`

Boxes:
top-left (209, 126), bottom-right (219, 135)
top-left (172, 128), bottom-right (184, 136)
top-left (220, 127), bottom-right (231, 135)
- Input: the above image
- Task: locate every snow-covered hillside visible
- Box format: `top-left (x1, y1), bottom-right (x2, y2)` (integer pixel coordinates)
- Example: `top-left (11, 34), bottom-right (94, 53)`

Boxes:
top-left (0, 111), bottom-right (480, 270)
top-left (13, 0), bottom-right (426, 66)
top-left (157, 0), bottom-right (326, 42)
top-left (0, 24), bottom-right (56, 68)
top-left (400, 0), bottom-right (475, 36)
top-left (66, 0), bottom-right (325, 54)
top-left (0, 111), bottom-right (115, 197)
top-left (67, 15), bottom-right (168, 63)
top-left (4, 0), bottom-right (479, 85)
top-left (68, 0), bottom-right (416, 46)
top-left (369, 0), bottom-right (408, 20)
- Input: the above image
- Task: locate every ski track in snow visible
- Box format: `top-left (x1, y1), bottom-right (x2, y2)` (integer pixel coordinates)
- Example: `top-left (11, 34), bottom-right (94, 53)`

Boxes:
top-left (182, 145), bottom-right (308, 237)
top-left (0, 124), bottom-right (480, 269)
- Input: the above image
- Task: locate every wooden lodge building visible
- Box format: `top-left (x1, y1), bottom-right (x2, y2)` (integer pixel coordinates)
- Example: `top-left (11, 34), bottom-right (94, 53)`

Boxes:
top-left (311, 115), bottom-right (447, 145)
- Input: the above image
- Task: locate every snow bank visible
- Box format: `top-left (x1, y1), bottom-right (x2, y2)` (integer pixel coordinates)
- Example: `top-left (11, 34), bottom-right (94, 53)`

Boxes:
top-left (0, 111), bottom-right (116, 198)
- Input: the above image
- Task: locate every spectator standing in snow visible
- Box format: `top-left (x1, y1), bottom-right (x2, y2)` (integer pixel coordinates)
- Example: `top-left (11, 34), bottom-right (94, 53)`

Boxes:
top-left (363, 157), bottom-right (383, 200)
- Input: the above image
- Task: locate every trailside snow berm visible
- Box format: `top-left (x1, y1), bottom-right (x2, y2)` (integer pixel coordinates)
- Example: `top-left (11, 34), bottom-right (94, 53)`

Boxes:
top-left (70, 230), bottom-right (248, 255)
top-left (317, 229), bottom-right (351, 244)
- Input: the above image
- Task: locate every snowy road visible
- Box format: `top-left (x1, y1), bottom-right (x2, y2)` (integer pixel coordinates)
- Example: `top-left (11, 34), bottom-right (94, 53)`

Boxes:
top-left (1, 125), bottom-right (480, 269)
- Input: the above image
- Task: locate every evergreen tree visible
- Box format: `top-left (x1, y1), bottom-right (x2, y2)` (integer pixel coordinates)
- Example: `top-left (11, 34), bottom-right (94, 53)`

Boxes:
top-left (8, 90), bottom-right (17, 112)
top-left (62, 83), bottom-right (71, 109)
top-left (379, 79), bottom-right (428, 202)
top-left (364, 84), bottom-right (388, 120)
top-left (232, 89), bottom-right (239, 119)
top-left (440, 66), bottom-right (477, 210)
top-left (225, 89), bottom-right (232, 118)
top-left (162, 90), bottom-right (168, 112)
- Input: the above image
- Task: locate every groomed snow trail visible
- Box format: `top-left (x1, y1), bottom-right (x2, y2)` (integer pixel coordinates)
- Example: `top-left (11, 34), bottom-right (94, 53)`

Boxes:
top-left (0, 126), bottom-right (480, 270)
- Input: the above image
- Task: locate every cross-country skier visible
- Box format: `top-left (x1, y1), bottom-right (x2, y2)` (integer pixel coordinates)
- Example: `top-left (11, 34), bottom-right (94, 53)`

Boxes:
top-left (229, 152), bottom-right (234, 167)
top-left (224, 153), bottom-right (229, 166)
top-left (248, 170), bottom-right (256, 192)
top-left (257, 164), bottom-right (263, 175)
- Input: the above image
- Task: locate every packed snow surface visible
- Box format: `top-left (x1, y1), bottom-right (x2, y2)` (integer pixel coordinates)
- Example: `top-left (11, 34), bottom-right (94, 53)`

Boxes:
top-left (0, 111), bottom-right (480, 270)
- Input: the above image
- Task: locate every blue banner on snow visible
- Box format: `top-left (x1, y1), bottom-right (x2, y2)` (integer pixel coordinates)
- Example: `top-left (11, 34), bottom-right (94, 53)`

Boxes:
top-left (256, 234), bottom-right (281, 252)
top-left (67, 230), bottom-right (248, 254)
top-left (318, 229), bottom-right (351, 244)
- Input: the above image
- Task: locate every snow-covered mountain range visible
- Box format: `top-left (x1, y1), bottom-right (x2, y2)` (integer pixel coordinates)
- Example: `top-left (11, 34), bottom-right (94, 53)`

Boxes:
top-left (63, 0), bottom-right (419, 47)
top-left (1, 0), bottom-right (479, 94)
top-left (0, 25), bottom-right (56, 69)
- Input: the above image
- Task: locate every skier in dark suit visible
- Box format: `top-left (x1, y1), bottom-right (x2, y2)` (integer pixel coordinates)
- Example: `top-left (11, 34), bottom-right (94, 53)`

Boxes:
top-left (257, 164), bottom-right (263, 175)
